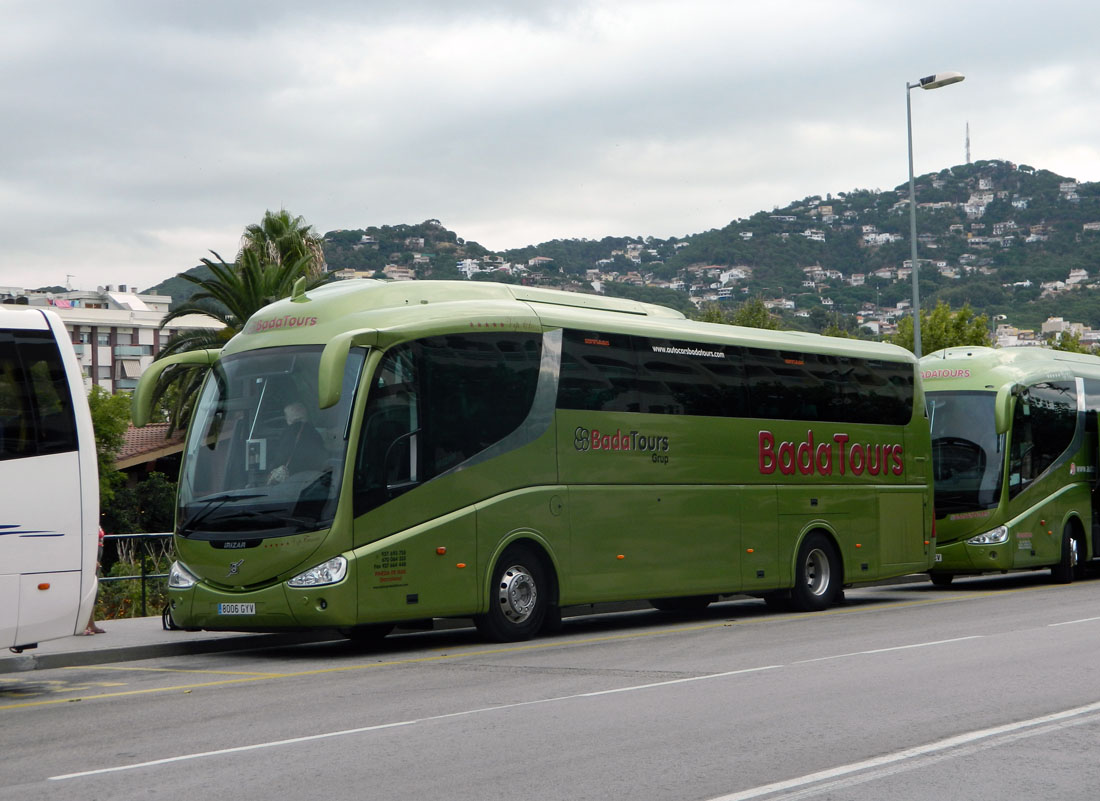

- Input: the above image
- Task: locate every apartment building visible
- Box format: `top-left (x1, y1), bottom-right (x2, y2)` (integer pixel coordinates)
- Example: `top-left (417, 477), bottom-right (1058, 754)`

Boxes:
top-left (2, 284), bottom-right (223, 393)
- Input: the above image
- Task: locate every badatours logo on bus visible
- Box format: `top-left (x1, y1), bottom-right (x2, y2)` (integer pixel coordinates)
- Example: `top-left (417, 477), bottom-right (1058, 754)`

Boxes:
top-left (758, 430), bottom-right (904, 477)
top-left (573, 426), bottom-right (670, 464)
top-left (244, 313), bottom-right (319, 335)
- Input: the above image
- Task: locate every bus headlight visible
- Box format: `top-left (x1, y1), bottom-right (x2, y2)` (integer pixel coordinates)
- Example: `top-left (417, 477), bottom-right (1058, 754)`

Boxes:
top-left (967, 526), bottom-right (1009, 546)
top-left (287, 556), bottom-right (347, 588)
top-left (168, 561), bottom-right (200, 589)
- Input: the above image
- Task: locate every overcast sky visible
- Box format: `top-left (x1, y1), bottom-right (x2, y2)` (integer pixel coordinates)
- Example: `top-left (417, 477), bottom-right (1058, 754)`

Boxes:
top-left (3, 0), bottom-right (1099, 292)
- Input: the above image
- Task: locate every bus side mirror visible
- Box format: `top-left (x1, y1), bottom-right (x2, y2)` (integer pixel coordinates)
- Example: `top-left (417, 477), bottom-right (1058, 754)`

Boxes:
top-left (993, 384), bottom-right (1018, 435)
top-left (318, 328), bottom-right (378, 409)
top-left (132, 349), bottom-right (221, 427)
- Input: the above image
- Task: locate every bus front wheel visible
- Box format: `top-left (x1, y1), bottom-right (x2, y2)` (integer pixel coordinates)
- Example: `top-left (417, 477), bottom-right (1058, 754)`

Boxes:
top-left (475, 544), bottom-right (549, 642)
top-left (1051, 525), bottom-right (1083, 584)
top-left (790, 534), bottom-right (841, 612)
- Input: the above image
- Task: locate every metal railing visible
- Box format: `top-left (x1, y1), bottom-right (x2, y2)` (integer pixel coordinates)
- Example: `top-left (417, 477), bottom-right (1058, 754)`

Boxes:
top-left (100, 532), bottom-right (173, 617)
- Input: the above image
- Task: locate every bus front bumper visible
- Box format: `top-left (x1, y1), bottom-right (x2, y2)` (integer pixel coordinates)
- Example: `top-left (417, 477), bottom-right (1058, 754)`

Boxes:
top-left (168, 580), bottom-right (358, 631)
top-left (931, 538), bottom-right (1014, 576)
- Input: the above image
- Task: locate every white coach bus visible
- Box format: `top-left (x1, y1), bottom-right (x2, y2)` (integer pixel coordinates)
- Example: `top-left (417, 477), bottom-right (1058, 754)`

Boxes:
top-left (1, 305), bottom-right (99, 652)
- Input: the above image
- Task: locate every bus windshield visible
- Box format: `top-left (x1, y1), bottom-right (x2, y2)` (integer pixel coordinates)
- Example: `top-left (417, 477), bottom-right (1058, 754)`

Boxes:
top-left (177, 345), bottom-right (365, 540)
top-left (926, 390), bottom-right (1004, 515)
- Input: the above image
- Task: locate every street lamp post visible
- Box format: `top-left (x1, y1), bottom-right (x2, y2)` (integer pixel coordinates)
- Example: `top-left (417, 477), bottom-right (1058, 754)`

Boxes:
top-left (906, 71), bottom-right (964, 359)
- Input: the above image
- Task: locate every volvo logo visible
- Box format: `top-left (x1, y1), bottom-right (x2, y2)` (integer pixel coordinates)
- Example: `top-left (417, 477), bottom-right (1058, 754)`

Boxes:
top-left (227, 559), bottom-right (245, 577)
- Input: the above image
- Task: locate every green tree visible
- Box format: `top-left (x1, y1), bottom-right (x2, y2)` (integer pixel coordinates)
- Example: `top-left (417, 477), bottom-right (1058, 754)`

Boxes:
top-left (87, 386), bottom-right (130, 507)
top-left (1051, 329), bottom-right (1091, 353)
top-left (240, 208), bottom-right (326, 277)
top-left (892, 301), bottom-right (990, 355)
top-left (154, 211), bottom-right (328, 432)
top-left (729, 297), bottom-right (782, 330)
top-left (693, 303), bottom-right (729, 324)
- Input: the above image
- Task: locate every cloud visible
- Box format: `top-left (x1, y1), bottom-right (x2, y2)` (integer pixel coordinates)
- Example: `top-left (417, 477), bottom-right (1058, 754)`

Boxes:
top-left (2, 0), bottom-right (1100, 291)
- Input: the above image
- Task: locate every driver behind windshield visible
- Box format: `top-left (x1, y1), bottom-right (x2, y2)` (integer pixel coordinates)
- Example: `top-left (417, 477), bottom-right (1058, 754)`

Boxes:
top-left (268, 401), bottom-right (326, 483)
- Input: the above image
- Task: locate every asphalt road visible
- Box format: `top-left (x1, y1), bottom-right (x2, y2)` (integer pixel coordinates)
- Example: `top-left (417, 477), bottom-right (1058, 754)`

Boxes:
top-left (4, 571), bottom-right (1100, 801)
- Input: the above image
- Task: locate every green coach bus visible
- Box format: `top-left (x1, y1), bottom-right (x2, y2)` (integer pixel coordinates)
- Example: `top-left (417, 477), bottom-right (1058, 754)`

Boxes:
top-left (134, 280), bottom-right (933, 642)
top-left (923, 346), bottom-right (1100, 584)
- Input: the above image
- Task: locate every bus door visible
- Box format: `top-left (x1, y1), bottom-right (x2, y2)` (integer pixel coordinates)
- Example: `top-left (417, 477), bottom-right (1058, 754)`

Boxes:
top-left (740, 487), bottom-right (779, 589)
top-left (878, 487), bottom-right (927, 572)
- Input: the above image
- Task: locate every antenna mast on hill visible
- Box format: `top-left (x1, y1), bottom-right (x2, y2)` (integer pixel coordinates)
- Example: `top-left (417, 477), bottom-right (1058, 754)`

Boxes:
top-left (965, 121), bottom-right (971, 164)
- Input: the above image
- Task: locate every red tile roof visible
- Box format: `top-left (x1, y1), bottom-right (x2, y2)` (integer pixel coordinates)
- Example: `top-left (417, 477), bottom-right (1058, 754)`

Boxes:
top-left (116, 423), bottom-right (186, 469)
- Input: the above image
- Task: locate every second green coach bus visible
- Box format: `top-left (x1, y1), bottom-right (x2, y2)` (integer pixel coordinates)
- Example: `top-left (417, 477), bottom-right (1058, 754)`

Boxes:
top-left (134, 280), bottom-right (934, 642)
top-left (923, 346), bottom-right (1100, 584)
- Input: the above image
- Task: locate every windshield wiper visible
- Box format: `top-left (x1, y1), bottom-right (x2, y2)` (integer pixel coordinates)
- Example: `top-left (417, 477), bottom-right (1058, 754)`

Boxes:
top-left (198, 510), bottom-right (316, 535)
top-left (179, 493), bottom-right (265, 535)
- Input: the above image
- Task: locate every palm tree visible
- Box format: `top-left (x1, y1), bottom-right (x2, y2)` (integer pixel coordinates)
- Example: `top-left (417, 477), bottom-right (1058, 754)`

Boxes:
top-left (153, 227), bottom-right (328, 432)
top-left (239, 209), bottom-right (326, 278)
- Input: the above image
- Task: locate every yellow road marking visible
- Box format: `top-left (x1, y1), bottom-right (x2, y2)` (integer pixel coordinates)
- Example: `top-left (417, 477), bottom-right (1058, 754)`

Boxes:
top-left (88, 666), bottom-right (283, 677)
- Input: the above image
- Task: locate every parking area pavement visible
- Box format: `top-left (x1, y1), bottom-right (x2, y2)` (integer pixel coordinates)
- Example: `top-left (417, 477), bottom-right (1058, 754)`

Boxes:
top-left (1, 616), bottom-right (338, 674)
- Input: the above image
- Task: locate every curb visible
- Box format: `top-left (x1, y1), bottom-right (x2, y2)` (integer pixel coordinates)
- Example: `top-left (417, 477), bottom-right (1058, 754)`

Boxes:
top-left (0, 631), bottom-right (339, 675)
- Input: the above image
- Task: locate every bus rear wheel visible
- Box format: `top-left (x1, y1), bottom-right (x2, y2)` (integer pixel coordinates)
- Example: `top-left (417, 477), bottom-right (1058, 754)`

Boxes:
top-left (929, 573), bottom-right (954, 587)
top-left (475, 544), bottom-right (549, 642)
top-left (1051, 525), bottom-right (1083, 584)
top-left (790, 533), bottom-right (841, 612)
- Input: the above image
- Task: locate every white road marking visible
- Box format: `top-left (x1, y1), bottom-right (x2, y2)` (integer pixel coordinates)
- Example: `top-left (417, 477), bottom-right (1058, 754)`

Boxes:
top-left (49, 664), bottom-right (782, 780)
top-left (1048, 615), bottom-right (1100, 627)
top-left (47, 629), bottom-right (1064, 784)
top-left (792, 635), bottom-right (982, 663)
top-left (704, 700), bottom-right (1100, 801)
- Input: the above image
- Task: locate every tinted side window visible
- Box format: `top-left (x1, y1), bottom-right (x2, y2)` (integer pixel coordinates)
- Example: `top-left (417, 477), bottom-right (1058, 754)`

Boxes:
top-left (557, 330), bottom-right (638, 412)
top-left (744, 348), bottom-right (912, 424)
top-left (744, 348), bottom-right (817, 420)
top-left (353, 333), bottom-right (542, 516)
top-left (639, 339), bottom-right (748, 417)
top-left (353, 345), bottom-right (419, 515)
top-left (1009, 380), bottom-right (1078, 498)
top-left (557, 328), bottom-right (911, 424)
top-left (0, 329), bottom-right (78, 461)
top-left (419, 333), bottom-right (542, 476)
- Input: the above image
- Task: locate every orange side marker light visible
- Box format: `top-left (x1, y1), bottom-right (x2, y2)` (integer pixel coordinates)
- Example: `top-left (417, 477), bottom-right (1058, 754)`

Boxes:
top-left (38, 583), bottom-right (51, 591)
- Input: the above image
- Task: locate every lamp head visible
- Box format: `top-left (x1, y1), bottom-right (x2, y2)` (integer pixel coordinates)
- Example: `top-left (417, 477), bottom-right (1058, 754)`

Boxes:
top-left (917, 72), bottom-right (965, 90)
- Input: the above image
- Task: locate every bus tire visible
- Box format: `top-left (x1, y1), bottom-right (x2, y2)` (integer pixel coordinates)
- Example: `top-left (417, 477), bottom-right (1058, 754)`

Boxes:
top-left (649, 596), bottom-right (715, 613)
top-left (340, 623), bottom-right (395, 645)
top-left (1051, 525), bottom-right (1082, 584)
top-left (929, 573), bottom-right (954, 587)
top-left (790, 533), bottom-right (841, 612)
top-left (475, 544), bottom-right (549, 642)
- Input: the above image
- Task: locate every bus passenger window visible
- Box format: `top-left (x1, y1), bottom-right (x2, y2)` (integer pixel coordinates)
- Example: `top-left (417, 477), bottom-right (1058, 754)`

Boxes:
top-left (1009, 381), bottom-right (1076, 498)
top-left (0, 331), bottom-right (77, 460)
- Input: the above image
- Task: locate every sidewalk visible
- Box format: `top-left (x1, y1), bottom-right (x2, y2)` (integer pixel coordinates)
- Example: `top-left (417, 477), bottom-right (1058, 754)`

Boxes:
top-left (1, 617), bottom-right (341, 675)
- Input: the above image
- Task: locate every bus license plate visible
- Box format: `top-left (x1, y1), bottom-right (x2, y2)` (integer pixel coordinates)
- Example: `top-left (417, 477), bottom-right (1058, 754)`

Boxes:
top-left (218, 603), bottom-right (256, 615)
